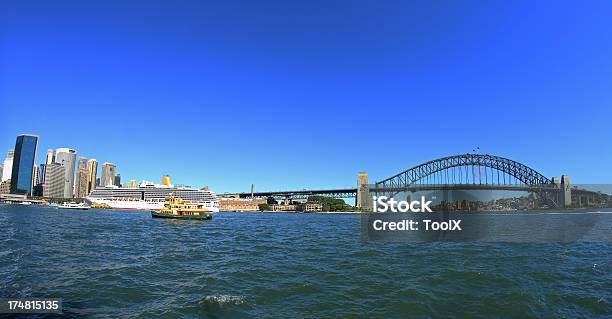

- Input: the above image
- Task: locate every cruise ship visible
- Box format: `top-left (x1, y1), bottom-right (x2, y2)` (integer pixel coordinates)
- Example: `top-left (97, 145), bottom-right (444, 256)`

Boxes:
top-left (87, 179), bottom-right (219, 212)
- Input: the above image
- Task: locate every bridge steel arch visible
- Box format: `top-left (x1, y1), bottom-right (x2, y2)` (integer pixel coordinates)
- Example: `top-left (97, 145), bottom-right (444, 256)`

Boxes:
top-left (374, 154), bottom-right (552, 191)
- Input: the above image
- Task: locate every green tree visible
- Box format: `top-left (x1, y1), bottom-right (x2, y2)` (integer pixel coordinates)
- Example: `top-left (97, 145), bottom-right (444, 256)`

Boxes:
top-left (258, 203), bottom-right (270, 211)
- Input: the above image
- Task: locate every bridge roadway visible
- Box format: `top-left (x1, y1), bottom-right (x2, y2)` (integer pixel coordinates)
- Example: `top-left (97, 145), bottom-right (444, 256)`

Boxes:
top-left (236, 184), bottom-right (558, 199)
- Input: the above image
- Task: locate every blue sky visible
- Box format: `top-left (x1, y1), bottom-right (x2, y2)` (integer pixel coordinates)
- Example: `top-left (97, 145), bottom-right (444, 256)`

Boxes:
top-left (1, 0), bottom-right (611, 193)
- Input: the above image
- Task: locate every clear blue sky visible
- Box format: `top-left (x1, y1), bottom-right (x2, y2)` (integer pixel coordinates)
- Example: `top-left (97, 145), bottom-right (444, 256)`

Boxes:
top-left (1, 0), bottom-right (611, 193)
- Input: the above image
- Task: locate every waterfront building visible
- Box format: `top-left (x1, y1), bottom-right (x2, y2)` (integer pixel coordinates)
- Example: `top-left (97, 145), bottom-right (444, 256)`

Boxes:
top-left (101, 162), bottom-right (116, 187)
top-left (114, 174), bottom-right (121, 187)
top-left (2, 149), bottom-right (14, 183)
top-left (0, 179), bottom-right (10, 194)
top-left (219, 197), bottom-right (266, 211)
top-left (45, 149), bottom-right (54, 165)
top-left (43, 163), bottom-right (65, 198)
top-left (297, 202), bottom-right (323, 212)
top-left (86, 159), bottom-right (98, 195)
top-left (54, 148), bottom-right (77, 198)
top-left (269, 204), bottom-right (297, 212)
top-left (75, 157), bottom-right (88, 198)
top-left (10, 134), bottom-right (39, 196)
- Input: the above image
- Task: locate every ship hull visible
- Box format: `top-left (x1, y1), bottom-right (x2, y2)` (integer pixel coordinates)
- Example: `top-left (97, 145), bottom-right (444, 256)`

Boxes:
top-left (151, 211), bottom-right (212, 220)
top-left (86, 198), bottom-right (219, 212)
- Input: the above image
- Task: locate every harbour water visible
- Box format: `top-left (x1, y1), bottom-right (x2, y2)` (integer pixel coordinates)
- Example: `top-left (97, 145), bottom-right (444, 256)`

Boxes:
top-left (1, 205), bottom-right (610, 318)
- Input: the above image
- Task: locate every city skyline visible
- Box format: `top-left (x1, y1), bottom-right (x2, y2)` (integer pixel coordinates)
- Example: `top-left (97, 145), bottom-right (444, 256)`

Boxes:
top-left (2, 1), bottom-right (612, 192)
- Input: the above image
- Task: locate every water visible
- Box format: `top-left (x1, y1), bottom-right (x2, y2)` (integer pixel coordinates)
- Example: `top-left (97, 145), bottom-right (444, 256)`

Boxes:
top-left (0, 205), bottom-right (610, 318)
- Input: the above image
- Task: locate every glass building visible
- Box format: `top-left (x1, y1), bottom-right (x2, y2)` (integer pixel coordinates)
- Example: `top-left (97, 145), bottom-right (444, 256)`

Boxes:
top-left (10, 134), bottom-right (39, 196)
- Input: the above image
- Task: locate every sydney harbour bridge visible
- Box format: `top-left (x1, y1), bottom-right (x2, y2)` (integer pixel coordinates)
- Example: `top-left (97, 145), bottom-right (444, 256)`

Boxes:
top-left (235, 154), bottom-right (604, 209)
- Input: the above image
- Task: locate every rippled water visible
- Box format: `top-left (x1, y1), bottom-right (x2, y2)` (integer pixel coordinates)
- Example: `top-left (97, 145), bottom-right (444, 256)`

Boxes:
top-left (0, 205), bottom-right (610, 318)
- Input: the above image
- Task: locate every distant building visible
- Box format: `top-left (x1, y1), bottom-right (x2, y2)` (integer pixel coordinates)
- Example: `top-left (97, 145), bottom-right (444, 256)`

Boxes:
top-left (37, 164), bottom-right (46, 186)
top-left (86, 159), bottom-right (98, 195)
top-left (0, 163), bottom-right (3, 181)
top-left (45, 149), bottom-right (54, 165)
top-left (297, 202), bottom-right (323, 212)
top-left (126, 180), bottom-right (138, 188)
top-left (75, 157), bottom-right (88, 198)
top-left (219, 197), bottom-right (266, 211)
top-left (114, 174), bottom-right (121, 187)
top-left (54, 148), bottom-right (77, 198)
top-left (0, 179), bottom-right (10, 194)
top-left (101, 162), bottom-right (116, 187)
top-left (10, 134), bottom-right (38, 196)
top-left (2, 149), bottom-right (14, 183)
top-left (269, 204), bottom-right (297, 212)
top-left (96, 177), bottom-right (100, 187)
top-left (43, 163), bottom-right (65, 198)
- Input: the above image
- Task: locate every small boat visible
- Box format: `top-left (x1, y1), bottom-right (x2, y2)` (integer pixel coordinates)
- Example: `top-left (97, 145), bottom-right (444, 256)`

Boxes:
top-left (151, 195), bottom-right (212, 220)
top-left (58, 202), bottom-right (90, 210)
top-left (19, 201), bottom-right (32, 205)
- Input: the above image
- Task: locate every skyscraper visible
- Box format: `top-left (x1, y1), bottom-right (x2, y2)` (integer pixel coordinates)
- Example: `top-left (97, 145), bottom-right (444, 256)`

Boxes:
top-left (10, 134), bottom-right (38, 196)
top-left (86, 159), bottom-right (98, 195)
top-left (54, 148), bottom-right (77, 198)
top-left (75, 157), bottom-right (88, 198)
top-left (2, 149), bottom-right (14, 183)
top-left (43, 163), bottom-right (65, 198)
top-left (45, 149), bottom-right (54, 165)
top-left (114, 173), bottom-right (121, 187)
top-left (101, 162), bottom-right (116, 187)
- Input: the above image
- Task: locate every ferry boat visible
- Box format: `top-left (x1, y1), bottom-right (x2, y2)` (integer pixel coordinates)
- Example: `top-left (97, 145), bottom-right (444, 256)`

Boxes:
top-left (151, 196), bottom-right (213, 220)
top-left (58, 202), bottom-right (90, 210)
top-left (87, 180), bottom-right (219, 211)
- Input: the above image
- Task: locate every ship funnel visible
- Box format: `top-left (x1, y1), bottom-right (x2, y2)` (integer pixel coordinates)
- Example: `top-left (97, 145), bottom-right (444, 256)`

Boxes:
top-left (162, 175), bottom-right (171, 186)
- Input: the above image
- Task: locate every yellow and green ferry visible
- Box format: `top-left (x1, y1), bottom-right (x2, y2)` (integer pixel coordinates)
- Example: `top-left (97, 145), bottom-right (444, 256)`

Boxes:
top-left (151, 195), bottom-right (213, 220)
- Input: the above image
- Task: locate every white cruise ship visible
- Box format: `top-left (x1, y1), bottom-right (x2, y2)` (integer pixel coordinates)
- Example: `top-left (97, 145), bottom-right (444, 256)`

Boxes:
top-left (87, 180), bottom-right (219, 212)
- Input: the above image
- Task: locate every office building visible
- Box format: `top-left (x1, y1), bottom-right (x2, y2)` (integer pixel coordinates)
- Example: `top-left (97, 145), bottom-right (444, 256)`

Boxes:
top-left (75, 157), bottom-right (88, 198)
top-left (101, 162), bottom-right (116, 187)
top-left (10, 134), bottom-right (38, 195)
top-left (86, 159), bottom-right (98, 195)
top-left (45, 149), bottom-right (54, 165)
top-left (43, 163), bottom-right (65, 198)
top-left (54, 148), bottom-right (77, 198)
top-left (114, 173), bottom-right (121, 187)
top-left (2, 149), bottom-right (14, 182)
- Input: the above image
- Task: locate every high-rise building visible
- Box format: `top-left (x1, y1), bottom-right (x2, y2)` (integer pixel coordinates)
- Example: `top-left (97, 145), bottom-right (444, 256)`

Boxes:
top-left (32, 164), bottom-right (38, 191)
top-left (37, 164), bottom-right (46, 186)
top-left (10, 134), bottom-right (38, 195)
top-left (45, 149), bottom-right (54, 165)
top-left (101, 162), bottom-right (116, 187)
top-left (2, 149), bottom-right (14, 183)
top-left (86, 159), bottom-right (98, 195)
top-left (43, 163), bottom-right (65, 198)
top-left (75, 157), bottom-right (88, 198)
top-left (127, 180), bottom-right (138, 188)
top-left (54, 148), bottom-right (77, 198)
top-left (0, 163), bottom-right (3, 182)
top-left (114, 173), bottom-right (121, 187)
top-left (96, 177), bottom-right (100, 187)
